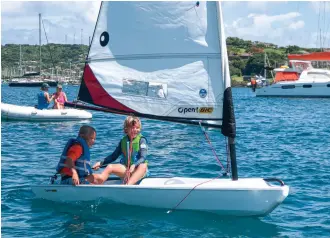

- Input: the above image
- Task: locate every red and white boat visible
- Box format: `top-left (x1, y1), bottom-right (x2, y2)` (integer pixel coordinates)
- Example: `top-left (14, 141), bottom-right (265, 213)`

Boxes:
top-left (256, 52), bottom-right (330, 97)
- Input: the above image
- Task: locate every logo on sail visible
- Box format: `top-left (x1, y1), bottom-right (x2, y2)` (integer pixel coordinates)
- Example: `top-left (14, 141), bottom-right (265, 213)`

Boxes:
top-left (199, 89), bottom-right (207, 98)
top-left (199, 107), bottom-right (214, 113)
top-left (178, 107), bottom-right (213, 114)
top-left (100, 31), bottom-right (109, 47)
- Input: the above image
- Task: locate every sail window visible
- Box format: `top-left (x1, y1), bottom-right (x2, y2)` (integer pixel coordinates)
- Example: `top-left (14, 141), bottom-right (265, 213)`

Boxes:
top-left (302, 85), bottom-right (312, 88)
top-left (281, 85), bottom-right (295, 89)
top-left (327, 84), bottom-right (330, 87)
top-left (147, 82), bottom-right (167, 98)
top-left (122, 78), bottom-right (167, 99)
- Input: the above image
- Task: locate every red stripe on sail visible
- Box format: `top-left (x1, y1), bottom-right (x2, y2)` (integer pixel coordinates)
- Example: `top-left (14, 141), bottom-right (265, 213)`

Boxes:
top-left (83, 64), bottom-right (136, 113)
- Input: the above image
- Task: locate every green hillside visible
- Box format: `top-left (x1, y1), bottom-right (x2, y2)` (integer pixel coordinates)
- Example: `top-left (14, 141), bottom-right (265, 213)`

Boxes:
top-left (1, 37), bottom-right (324, 85)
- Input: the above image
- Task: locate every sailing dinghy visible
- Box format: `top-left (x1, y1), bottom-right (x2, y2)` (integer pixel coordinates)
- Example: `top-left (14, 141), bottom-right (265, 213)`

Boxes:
top-left (1, 103), bottom-right (92, 121)
top-left (31, 1), bottom-right (289, 216)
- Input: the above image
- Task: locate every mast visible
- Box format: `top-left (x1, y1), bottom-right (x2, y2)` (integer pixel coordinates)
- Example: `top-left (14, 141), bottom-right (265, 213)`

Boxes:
top-left (39, 13), bottom-right (42, 77)
top-left (228, 137), bottom-right (238, 180)
top-left (264, 52), bottom-right (267, 80)
top-left (19, 44), bottom-right (22, 76)
top-left (216, 2), bottom-right (238, 181)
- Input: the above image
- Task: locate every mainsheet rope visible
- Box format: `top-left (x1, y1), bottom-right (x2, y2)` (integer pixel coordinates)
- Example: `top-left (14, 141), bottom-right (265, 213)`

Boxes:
top-left (123, 131), bottom-right (134, 184)
top-left (167, 121), bottom-right (229, 213)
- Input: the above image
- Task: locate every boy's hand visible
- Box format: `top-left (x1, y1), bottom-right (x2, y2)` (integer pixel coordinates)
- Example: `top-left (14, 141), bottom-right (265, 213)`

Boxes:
top-left (92, 161), bottom-right (101, 170)
top-left (72, 170), bottom-right (80, 185)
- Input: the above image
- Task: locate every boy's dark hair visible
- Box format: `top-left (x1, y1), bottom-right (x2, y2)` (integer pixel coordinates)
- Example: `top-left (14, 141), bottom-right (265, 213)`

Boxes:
top-left (79, 125), bottom-right (96, 138)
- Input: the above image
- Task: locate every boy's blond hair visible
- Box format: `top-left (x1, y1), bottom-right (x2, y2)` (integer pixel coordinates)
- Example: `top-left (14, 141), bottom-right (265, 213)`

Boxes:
top-left (124, 116), bottom-right (141, 134)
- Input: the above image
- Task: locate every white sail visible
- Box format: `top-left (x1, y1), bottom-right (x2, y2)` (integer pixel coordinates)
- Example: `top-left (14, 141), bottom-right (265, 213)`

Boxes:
top-left (79, 1), bottom-right (231, 124)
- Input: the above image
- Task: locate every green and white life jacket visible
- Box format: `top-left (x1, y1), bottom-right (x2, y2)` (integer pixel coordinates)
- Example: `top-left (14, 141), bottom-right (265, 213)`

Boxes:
top-left (120, 134), bottom-right (144, 166)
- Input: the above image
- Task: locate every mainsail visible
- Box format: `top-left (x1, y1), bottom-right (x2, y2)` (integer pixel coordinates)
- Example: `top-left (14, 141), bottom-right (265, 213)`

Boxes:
top-left (77, 1), bottom-right (235, 135)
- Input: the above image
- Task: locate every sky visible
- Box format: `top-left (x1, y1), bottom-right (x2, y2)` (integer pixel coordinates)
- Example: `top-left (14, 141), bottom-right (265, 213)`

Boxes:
top-left (1, 1), bottom-right (330, 49)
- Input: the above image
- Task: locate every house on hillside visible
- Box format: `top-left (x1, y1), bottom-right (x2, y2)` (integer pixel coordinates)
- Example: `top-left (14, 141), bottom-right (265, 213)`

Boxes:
top-left (239, 53), bottom-right (253, 59)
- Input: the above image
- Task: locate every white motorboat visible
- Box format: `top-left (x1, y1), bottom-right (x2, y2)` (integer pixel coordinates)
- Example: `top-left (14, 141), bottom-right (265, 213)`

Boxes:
top-left (1, 103), bottom-right (92, 121)
top-left (31, 1), bottom-right (289, 216)
top-left (256, 52), bottom-right (330, 97)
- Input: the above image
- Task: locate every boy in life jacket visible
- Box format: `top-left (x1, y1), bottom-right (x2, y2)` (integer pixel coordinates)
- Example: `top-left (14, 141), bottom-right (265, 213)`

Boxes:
top-left (56, 125), bottom-right (113, 185)
top-left (92, 116), bottom-right (148, 185)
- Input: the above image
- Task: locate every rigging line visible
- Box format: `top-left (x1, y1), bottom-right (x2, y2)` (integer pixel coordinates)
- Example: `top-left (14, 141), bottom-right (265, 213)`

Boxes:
top-left (198, 121), bottom-right (226, 172)
top-left (77, 2), bottom-right (103, 102)
top-left (166, 121), bottom-right (228, 214)
top-left (65, 102), bottom-right (223, 129)
top-left (322, 1), bottom-right (326, 49)
top-left (322, 2), bottom-right (330, 48)
top-left (87, 53), bottom-right (221, 62)
top-left (41, 19), bottom-right (56, 74)
top-left (291, 2), bottom-right (300, 45)
top-left (166, 174), bottom-right (223, 214)
top-left (317, 1), bottom-right (321, 49)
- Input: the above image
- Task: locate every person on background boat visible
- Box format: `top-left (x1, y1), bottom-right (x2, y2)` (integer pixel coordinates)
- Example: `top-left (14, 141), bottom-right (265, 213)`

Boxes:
top-left (251, 77), bottom-right (257, 92)
top-left (53, 84), bottom-right (68, 109)
top-left (36, 83), bottom-right (54, 109)
top-left (92, 116), bottom-right (149, 185)
top-left (56, 125), bottom-right (114, 185)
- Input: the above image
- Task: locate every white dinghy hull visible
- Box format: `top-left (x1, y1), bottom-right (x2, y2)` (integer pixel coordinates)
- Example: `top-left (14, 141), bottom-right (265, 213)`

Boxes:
top-left (1, 103), bottom-right (92, 121)
top-left (31, 177), bottom-right (289, 216)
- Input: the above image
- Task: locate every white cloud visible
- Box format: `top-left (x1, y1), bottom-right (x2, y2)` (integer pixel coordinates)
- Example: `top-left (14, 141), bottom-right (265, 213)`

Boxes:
top-left (227, 12), bottom-right (301, 33)
top-left (247, 2), bottom-right (268, 11)
top-left (1, 1), bottom-right (25, 13)
top-left (1, 1), bottom-right (101, 45)
top-left (288, 20), bottom-right (305, 30)
top-left (250, 12), bottom-right (300, 26)
top-left (224, 12), bottom-right (305, 46)
top-left (83, 2), bottom-right (101, 23)
top-left (222, 1), bottom-right (239, 8)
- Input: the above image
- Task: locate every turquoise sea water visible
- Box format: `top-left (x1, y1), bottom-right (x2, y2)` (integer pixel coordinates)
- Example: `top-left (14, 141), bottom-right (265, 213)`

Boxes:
top-left (1, 85), bottom-right (330, 237)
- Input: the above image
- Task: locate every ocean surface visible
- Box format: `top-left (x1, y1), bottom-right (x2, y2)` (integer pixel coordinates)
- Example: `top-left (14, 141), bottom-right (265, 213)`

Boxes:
top-left (1, 85), bottom-right (330, 238)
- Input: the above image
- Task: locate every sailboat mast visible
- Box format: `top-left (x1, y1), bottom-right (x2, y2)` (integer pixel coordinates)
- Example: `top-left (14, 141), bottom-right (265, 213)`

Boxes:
top-left (217, 2), bottom-right (238, 181)
top-left (228, 137), bottom-right (238, 180)
top-left (264, 52), bottom-right (267, 79)
top-left (19, 44), bottom-right (22, 76)
top-left (39, 13), bottom-right (42, 76)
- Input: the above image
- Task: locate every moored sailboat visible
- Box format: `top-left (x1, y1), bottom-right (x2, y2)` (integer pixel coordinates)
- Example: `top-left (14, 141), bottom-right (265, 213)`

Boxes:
top-left (8, 14), bottom-right (59, 87)
top-left (31, 1), bottom-right (289, 216)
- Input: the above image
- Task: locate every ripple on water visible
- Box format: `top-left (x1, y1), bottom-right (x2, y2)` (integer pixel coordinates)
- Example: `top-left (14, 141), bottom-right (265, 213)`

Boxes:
top-left (2, 86), bottom-right (330, 237)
